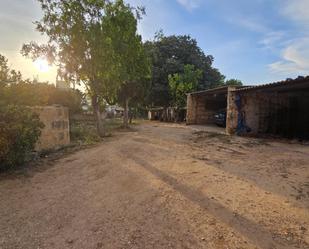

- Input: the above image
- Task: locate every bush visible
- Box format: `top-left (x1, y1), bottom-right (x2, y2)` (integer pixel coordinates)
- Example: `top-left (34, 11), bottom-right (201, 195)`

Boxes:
top-left (0, 105), bottom-right (44, 169)
top-left (1, 82), bottom-right (84, 114)
top-left (70, 121), bottom-right (101, 145)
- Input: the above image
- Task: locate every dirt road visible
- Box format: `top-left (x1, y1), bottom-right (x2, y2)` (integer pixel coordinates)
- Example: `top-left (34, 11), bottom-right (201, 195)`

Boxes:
top-left (0, 122), bottom-right (308, 249)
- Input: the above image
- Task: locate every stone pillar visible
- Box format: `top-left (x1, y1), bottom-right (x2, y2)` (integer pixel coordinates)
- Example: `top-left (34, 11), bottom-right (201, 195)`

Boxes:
top-left (226, 88), bottom-right (239, 135)
top-left (32, 106), bottom-right (70, 151)
top-left (186, 93), bottom-right (196, 125)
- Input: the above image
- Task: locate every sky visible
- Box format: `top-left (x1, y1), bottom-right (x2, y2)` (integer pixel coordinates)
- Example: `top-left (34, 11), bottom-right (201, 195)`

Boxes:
top-left (0, 0), bottom-right (309, 85)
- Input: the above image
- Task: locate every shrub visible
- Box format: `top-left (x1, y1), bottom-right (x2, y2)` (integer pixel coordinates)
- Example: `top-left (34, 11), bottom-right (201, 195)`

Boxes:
top-left (0, 105), bottom-right (44, 169)
top-left (70, 120), bottom-right (101, 145)
top-left (1, 82), bottom-right (84, 114)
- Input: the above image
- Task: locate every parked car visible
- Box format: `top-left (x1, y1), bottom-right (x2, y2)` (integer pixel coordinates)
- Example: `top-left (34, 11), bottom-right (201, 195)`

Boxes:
top-left (214, 110), bottom-right (226, 127)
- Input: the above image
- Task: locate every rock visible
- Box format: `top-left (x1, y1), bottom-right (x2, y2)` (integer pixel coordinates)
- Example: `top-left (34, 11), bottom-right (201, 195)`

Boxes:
top-left (300, 226), bottom-right (307, 231)
top-left (66, 239), bottom-right (74, 244)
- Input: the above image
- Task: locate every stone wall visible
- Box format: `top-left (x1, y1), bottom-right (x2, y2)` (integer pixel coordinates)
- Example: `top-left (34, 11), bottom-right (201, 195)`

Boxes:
top-left (186, 94), bottom-right (217, 124)
top-left (226, 90), bottom-right (304, 136)
top-left (241, 92), bottom-right (275, 134)
top-left (226, 90), bottom-right (238, 134)
top-left (32, 106), bottom-right (70, 151)
top-left (243, 91), bottom-right (309, 137)
top-left (186, 94), bottom-right (196, 124)
top-left (196, 94), bottom-right (215, 124)
top-left (187, 88), bottom-right (231, 126)
top-left (226, 80), bottom-right (309, 138)
top-left (148, 109), bottom-right (164, 121)
top-left (226, 91), bottom-right (271, 135)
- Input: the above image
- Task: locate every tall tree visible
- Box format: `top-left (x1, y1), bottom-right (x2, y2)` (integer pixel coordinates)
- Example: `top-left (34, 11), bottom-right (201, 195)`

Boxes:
top-left (145, 34), bottom-right (225, 107)
top-left (21, 0), bottom-right (123, 136)
top-left (168, 64), bottom-right (202, 108)
top-left (0, 54), bottom-right (22, 85)
top-left (103, 1), bottom-right (151, 128)
top-left (0, 54), bottom-right (23, 106)
top-left (225, 78), bottom-right (243, 86)
top-left (0, 54), bottom-right (10, 87)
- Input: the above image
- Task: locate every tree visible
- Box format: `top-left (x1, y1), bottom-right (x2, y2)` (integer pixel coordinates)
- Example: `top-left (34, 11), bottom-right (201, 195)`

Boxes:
top-left (0, 54), bottom-right (23, 106)
top-left (0, 54), bottom-right (84, 113)
top-left (0, 105), bottom-right (44, 169)
top-left (103, 1), bottom-right (151, 128)
top-left (117, 75), bottom-right (151, 128)
top-left (225, 78), bottom-right (243, 86)
top-left (22, 0), bottom-right (125, 136)
top-left (1, 79), bottom-right (84, 114)
top-left (168, 64), bottom-right (202, 108)
top-left (144, 34), bottom-right (225, 107)
top-left (0, 54), bottom-right (22, 85)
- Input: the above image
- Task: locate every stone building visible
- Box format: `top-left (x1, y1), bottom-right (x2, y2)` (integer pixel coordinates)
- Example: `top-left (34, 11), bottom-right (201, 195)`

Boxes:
top-left (186, 86), bottom-right (237, 126)
top-left (148, 108), bottom-right (164, 121)
top-left (32, 105), bottom-right (70, 151)
top-left (186, 76), bottom-right (309, 139)
top-left (226, 76), bottom-right (309, 139)
top-left (148, 107), bottom-right (187, 123)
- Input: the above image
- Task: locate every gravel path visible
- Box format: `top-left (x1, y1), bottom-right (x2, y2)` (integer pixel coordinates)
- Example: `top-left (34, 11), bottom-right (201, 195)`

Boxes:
top-left (0, 122), bottom-right (308, 249)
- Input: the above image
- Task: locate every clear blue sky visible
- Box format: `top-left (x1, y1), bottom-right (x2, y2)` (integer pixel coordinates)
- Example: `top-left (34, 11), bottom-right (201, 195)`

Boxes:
top-left (1, 0), bottom-right (309, 85)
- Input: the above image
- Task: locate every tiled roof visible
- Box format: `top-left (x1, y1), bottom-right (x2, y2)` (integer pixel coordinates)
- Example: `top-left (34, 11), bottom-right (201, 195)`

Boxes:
top-left (234, 76), bottom-right (309, 92)
top-left (188, 86), bottom-right (229, 95)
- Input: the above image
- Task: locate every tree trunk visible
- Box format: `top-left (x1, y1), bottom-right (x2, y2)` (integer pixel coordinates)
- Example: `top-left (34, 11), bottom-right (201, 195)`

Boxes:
top-left (123, 97), bottom-right (129, 128)
top-left (91, 95), bottom-right (105, 137)
top-left (129, 106), bottom-right (133, 124)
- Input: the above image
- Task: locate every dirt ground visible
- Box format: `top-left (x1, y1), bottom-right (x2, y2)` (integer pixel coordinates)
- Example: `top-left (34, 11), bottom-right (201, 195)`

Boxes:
top-left (0, 121), bottom-right (308, 249)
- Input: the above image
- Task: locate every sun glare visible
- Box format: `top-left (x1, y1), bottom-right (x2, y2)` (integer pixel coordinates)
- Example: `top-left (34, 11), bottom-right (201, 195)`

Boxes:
top-left (34, 58), bottom-right (50, 73)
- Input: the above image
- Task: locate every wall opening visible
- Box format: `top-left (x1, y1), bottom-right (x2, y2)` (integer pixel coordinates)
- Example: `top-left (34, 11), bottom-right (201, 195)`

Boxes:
top-left (203, 92), bottom-right (227, 126)
top-left (259, 91), bottom-right (309, 139)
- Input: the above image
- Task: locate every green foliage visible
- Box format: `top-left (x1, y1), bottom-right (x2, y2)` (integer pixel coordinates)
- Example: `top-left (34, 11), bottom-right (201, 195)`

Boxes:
top-left (70, 121), bottom-right (101, 145)
top-left (0, 54), bottom-right (9, 84)
top-left (0, 54), bottom-right (22, 85)
top-left (47, 88), bottom-right (84, 114)
top-left (168, 64), bottom-right (202, 108)
top-left (103, 0), bottom-right (151, 126)
top-left (22, 0), bottom-right (115, 89)
top-left (0, 105), bottom-right (44, 169)
top-left (1, 81), bottom-right (84, 114)
top-left (103, 0), bottom-right (148, 84)
top-left (22, 0), bottom-right (148, 135)
top-left (22, 0), bottom-right (117, 136)
top-left (0, 54), bottom-right (84, 113)
top-left (70, 118), bottom-right (124, 144)
top-left (144, 34), bottom-right (225, 107)
top-left (225, 78), bottom-right (243, 86)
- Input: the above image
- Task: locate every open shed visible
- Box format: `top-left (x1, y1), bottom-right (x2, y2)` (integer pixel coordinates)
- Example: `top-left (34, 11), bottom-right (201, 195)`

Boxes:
top-left (227, 76), bottom-right (309, 139)
top-left (186, 86), bottom-right (237, 126)
top-left (148, 108), bottom-right (164, 121)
